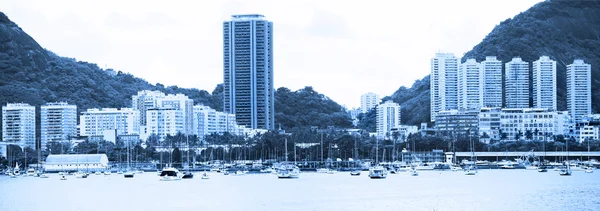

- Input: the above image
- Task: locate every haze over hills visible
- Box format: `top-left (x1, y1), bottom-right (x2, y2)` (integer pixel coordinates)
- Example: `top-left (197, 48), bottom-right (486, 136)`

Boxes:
top-left (0, 11), bottom-right (352, 137)
top-left (356, 0), bottom-right (600, 131)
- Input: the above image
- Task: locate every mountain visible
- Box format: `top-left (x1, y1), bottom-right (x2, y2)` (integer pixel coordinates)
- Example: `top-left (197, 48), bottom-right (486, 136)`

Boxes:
top-left (365, 0), bottom-right (600, 128)
top-left (0, 11), bottom-right (351, 138)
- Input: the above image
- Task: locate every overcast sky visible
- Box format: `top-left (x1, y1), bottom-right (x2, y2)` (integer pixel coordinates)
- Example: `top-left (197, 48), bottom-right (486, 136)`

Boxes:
top-left (4, 0), bottom-right (542, 109)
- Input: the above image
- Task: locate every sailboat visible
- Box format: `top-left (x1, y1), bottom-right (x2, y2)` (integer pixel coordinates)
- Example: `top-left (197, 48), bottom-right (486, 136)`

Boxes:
top-left (464, 133), bottom-right (477, 176)
top-left (538, 139), bottom-right (548, 172)
top-left (369, 139), bottom-right (387, 179)
top-left (124, 140), bottom-right (135, 178)
top-left (276, 138), bottom-right (300, 179)
top-left (350, 137), bottom-right (361, 176)
top-left (559, 139), bottom-right (572, 176)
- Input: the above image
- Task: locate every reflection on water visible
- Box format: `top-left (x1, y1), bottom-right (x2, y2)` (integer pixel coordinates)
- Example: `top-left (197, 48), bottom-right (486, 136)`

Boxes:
top-left (1, 169), bottom-right (599, 211)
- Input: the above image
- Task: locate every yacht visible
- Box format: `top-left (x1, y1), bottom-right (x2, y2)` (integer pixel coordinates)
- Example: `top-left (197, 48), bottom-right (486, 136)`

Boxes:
top-left (451, 165), bottom-right (462, 171)
top-left (501, 163), bottom-right (515, 169)
top-left (350, 169), bottom-right (361, 176)
top-left (26, 168), bottom-right (36, 176)
top-left (398, 164), bottom-right (412, 172)
top-left (414, 163), bottom-right (435, 171)
top-left (95, 171), bottom-right (102, 175)
top-left (368, 166), bottom-right (387, 179)
top-left (276, 164), bottom-right (300, 179)
top-left (585, 167), bottom-right (593, 173)
top-left (124, 171), bottom-right (135, 178)
top-left (182, 171), bottom-right (194, 179)
top-left (159, 167), bottom-right (182, 181)
top-left (104, 171), bottom-right (112, 175)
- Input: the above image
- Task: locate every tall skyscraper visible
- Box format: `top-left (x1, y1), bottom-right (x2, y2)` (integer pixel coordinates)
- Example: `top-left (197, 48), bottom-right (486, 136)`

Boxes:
top-left (567, 59), bottom-right (592, 122)
top-left (223, 14), bottom-right (274, 130)
top-left (458, 58), bottom-right (483, 110)
top-left (532, 56), bottom-right (557, 110)
top-left (505, 57), bottom-right (530, 108)
top-left (41, 102), bottom-right (77, 149)
top-left (430, 52), bottom-right (459, 122)
top-left (360, 92), bottom-right (380, 113)
top-left (2, 103), bottom-right (36, 149)
top-left (376, 100), bottom-right (401, 139)
top-left (481, 56), bottom-right (503, 107)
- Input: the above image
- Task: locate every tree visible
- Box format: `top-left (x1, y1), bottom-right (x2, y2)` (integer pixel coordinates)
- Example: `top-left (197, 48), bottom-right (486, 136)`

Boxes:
top-left (525, 129), bottom-right (533, 141)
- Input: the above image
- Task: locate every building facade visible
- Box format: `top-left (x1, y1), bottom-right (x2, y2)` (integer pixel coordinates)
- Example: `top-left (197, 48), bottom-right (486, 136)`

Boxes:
top-left (481, 56), bottom-right (503, 108)
top-left (458, 58), bottom-right (483, 110)
top-left (532, 56), bottom-right (557, 110)
top-left (157, 94), bottom-right (194, 135)
top-left (493, 108), bottom-right (570, 142)
top-left (376, 101), bottom-right (401, 139)
top-left (360, 92), bottom-right (380, 113)
top-left (430, 52), bottom-right (459, 121)
top-left (566, 59), bottom-right (592, 122)
top-left (223, 14), bottom-right (275, 130)
top-left (434, 109), bottom-right (479, 135)
top-left (41, 102), bottom-right (77, 149)
top-left (131, 90), bottom-right (165, 126)
top-left (79, 108), bottom-right (140, 138)
top-left (1, 103), bottom-right (36, 149)
top-left (145, 108), bottom-right (184, 141)
top-left (505, 57), bottom-right (530, 108)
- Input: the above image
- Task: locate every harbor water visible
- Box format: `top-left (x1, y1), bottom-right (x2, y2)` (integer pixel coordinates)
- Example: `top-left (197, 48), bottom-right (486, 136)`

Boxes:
top-left (1, 169), bottom-right (599, 211)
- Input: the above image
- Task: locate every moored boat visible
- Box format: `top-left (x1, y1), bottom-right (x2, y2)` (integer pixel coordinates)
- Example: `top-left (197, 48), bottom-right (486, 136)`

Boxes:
top-left (368, 166), bottom-right (387, 179)
top-left (159, 167), bottom-right (182, 181)
top-left (124, 171), bottom-right (135, 178)
top-left (276, 164), bottom-right (300, 179)
top-left (350, 169), bottom-right (361, 176)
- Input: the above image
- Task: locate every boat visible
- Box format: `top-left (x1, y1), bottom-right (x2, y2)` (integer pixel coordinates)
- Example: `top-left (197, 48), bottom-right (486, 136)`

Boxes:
top-left (124, 171), bottom-right (135, 178)
top-left (74, 172), bottom-right (88, 178)
top-left (26, 168), bottom-right (36, 176)
top-left (39, 173), bottom-right (49, 178)
top-left (559, 138), bottom-right (572, 176)
top-left (95, 171), bottom-right (102, 175)
top-left (13, 162), bottom-right (20, 176)
top-left (326, 169), bottom-right (337, 174)
top-left (368, 165), bottom-right (387, 179)
top-left (451, 165), bottom-right (462, 171)
top-left (60, 175), bottom-right (67, 180)
top-left (316, 168), bottom-right (329, 173)
top-left (276, 138), bottom-right (300, 179)
top-left (538, 165), bottom-right (548, 172)
top-left (104, 171), bottom-right (112, 175)
top-left (350, 169), bottom-right (361, 176)
top-left (585, 167), bottom-right (593, 173)
top-left (410, 168), bottom-right (419, 176)
top-left (201, 171), bottom-right (210, 179)
top-left (182, 171), bottom-right (194, 179)
top-left (8, 172), bottom-right (15, 178)
top-left (159, 167), bottom-right (182, 181)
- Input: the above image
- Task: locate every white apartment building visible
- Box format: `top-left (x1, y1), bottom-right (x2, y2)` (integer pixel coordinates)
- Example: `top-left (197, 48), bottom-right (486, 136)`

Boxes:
top-left (532, 56), bottom-right (557, 110)
top-left (193, 105), bottom-right (237, 137)
top-left (478, 107), bottom-right (502, 140)
top-left (430, 52), bottom-right (459, 121)
top-left (145, 108), bottom-right (184, 141)
top-left (157, 94), bottom-right (194, 135)
top-left (79, 108), bottom-right (140, 139)
top-left (481, 56), bottom-right (503, 107)
top-left (567, 59), bottom-right (592, 122)
top-left (41, 102), bottom-right (77, 148)
top-left (505, 57), bottom-right (530, 108)
top-left (390, 125), bottom-right (418, 142)
top-left (458, 58), bottom-right (483, 110)
top-left (132, 90), bottom-right (165, 125)
top-left (496, 108), bottom-right (570, 141)
top-left (376, 100), bottom-right (401, 139)
top-left (360, 92), bottom-right (380, 113)
top-left (2, 103), bottom-right (36, 149)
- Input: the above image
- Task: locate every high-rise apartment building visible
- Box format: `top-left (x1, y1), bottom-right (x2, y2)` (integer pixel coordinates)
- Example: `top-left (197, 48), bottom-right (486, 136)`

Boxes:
top-left (41, 102), bottom-right (77, 148)
top-left (132, 90), bottom-right (165, 126)
top-left (567, 59), bottom-right (592, 122)
top-left (505, 57), bottom-right (530, 108)
top-left (2, 103), bottom-right (36, 149)
top-left (481, 56), bottom-right (503, 107)
top-left (194, 105), bottom-right (240, 137)
top-left (360, 92), bottom-right (380, 113)
top-left (146, 108), bottom-right (184, 141)
top-left (376, 100), bottom-right (401, 139)
top-left (157, 94), bottom-right (194, 135)
top-left (223, 14), bottom-right (274, 130)
top-left (79, 108), bottom-right (140, 137)
top-left (430, 52), bottom-right (459, 121)
top-left (458, 58), bottom-right (483, 110)
top-left (532, 56), bottom-right (557, 110)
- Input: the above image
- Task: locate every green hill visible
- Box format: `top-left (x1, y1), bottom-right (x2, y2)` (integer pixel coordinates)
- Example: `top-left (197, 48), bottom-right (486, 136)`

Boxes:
top-left (363, 0), bottom-right (600, 129)
top-left (0, 11), bottom-right (351, 138)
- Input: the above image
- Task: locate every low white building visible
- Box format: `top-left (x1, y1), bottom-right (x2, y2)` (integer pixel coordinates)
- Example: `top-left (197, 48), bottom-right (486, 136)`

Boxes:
top-left (79, 108), bottom-right (140, 137)
top-left (391, 125), bottom-right (418, 142)
top-left (479, 107), bottom-right (571, 141)
top-left (44, 154), bottom-right (109, 172)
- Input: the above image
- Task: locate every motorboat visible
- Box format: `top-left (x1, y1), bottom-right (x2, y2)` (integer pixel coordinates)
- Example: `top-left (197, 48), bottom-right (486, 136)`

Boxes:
top-left (501, 163), bottom-right (515, 169)
top-left (124, 171), bottom-right (135, 178)
top-left (368, 166), bottom-right (387, 179)
top-left (232, 170), bottom-right (248, 176)
top-left (414, 163), bottom-right (435, 171)
top-left (60, 175), bottom-right (67, 180)
top-left (559, 165), bottom-right (572, 176)
top-left (159, 167), bottom-right (182, 181)
top-left (451, 165), bottom-right (462, 171)
top-left (276, 164), bottom-right (300, 179)
top-left (74, 172), bottom-right (88, 178)
top-left (201, 172), bottom-right (210, 179)
top-left (410, 168), bottom-right (419, 176)
top-left (585, 167), bottom-right (593, 173)
top-left (95, 171), bottom-right (102, 175)
top-left (13, 163), bottom-right (20, 176)
top-left (316, 168), bottom-right (329, 173)
top-left (350, 169), bottom-right (361, 176)
top-left (182, 172), bottom-right (194, 179)
top-left (9, 172), bottom-right (16, 178)
top-left (26, 168), bottom-right (36, 176)
top-left (39, 173), bottom-right (49, 178)
top-left (104, 171), bottom-right (112, 175)
top-left (326, 169), bottom-right (337, 174)
top-left (538, 166), bottom-right (548, 172)
top-left (464, 169), bottom-right (477, 175)
top-left (398, 164), bottom-right (411, 172)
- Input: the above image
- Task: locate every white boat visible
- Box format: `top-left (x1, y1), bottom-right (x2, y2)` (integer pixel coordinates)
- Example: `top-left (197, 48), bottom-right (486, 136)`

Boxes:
top-left (159, 167), bottom-right (182, 181)
top-left (368, 166), bottom-right (387, 179)
top-left (26, 168), bottom-right (36, 176)
top-left (95, 171), bottom-right (102, 175)
top-left (316, 168), bottom-right (329, 173)
top-left (276, 164), bottom-right (300, 179)
top-left (398, 164), bottom-right (411, 172)
top-left (410, 168), bottom-right (419, 176)
top-left (8, 172), bottom-right (16, 178)
top-left (104, 171), bottom-right (112, 175)
top-left (350, 169), bottom-right (361, 176)
top-left (201, 172), bottom-right (210, 179)
top-left (39, 174), bottom-right (49, 178)
top-left (232, 170), bottom-right (247, 176)
top-left (585, 167), bottom-right (593, 173)
top-left (414, 163), bottom-right (435, 170)
top-left (501, 163), bottom-right (515, 169)
top-left (451, 165), bottom-right (462, 171)
top-left (326, 169), bottom-right (337, 174)
top-left (74, 172), bottom-right (88, 178)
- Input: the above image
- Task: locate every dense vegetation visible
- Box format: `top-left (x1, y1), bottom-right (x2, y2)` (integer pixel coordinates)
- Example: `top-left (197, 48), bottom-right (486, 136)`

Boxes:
top-left (0, 11), bottom-right (351, 141)
top-left (359, 0), bottom-right (600, 129)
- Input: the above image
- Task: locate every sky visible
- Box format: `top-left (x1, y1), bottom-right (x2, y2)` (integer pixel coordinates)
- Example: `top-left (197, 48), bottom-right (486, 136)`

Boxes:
top-left (3, 0), bottom-right (542, 109)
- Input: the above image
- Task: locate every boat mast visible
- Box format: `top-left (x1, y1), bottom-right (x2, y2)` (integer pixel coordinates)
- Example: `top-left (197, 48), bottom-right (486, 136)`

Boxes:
top-left (284, 138), bottom-right (288, 163)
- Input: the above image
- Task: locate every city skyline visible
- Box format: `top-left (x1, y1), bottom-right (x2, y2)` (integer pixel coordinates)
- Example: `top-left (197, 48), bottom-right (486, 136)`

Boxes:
top-left (2, 0), bottom-right (543, 108)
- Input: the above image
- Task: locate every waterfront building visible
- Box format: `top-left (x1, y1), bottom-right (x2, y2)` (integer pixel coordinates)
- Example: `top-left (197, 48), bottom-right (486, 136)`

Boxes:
top-left (478, 107), bottom-right (502, 141)
top-left (145, 108), bottom-right (184, 141)
top-left (498, 108), bottom-right (570, 141)
top-left (79, 108), bottom-right (140, 141)
top-left (532, 56), bottom-right (557, 110)
top-left (376, 100), bottom-right (401, 140)
top-left (481, 56), bottom-right (503, 107)
top-left (434, 109), bottom-right (479, 136)
top-left (505, 57), bottom-right (530, 108)
top-left (41, 102), bottom-right (77, 149)
top-left (157, 94), bottom-right (194, 135)
top-left (223, 14), bottom-right (274, 130)
top-left (566, 59), bottom-right (592, 122)
top-left (430, 52), bottom-right (459, 121)
top-left (361, 92), bottom-right (380, 113)
top-left (193, 105), bottom-right (239, 137)
top-left (43, 154), bottom-right (109, 172)
top-left (572, 114), bottom-right (600, 142)
top-left (131, 90), bottom-right (165, 125)
top-left (1, 103), bottom-right (36, 149)
top-left (390, 125), bottom-right (418, 142)
top-left (458, 58), bottom-right (483, 110)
